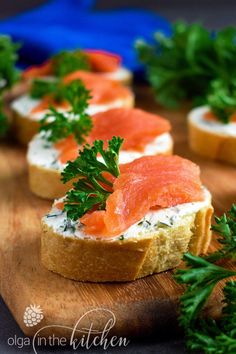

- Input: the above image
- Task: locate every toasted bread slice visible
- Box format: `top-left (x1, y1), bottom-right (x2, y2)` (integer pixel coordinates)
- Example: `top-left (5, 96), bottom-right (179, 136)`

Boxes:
top-left (188, 106), bottom-right (236, 165)
top-left (41, 192), bottom-right (213, 282)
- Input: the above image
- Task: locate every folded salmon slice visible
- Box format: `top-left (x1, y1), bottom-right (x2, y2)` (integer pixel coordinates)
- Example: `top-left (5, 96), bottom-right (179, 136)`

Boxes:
top-left (80, 155), bottom-right (205, 237)
top-left (55, 108), bottom-right (171, 163)
top-left (85, 50), bottom-right (121, 72)
top-left (31, 95), bottom-right (70, 114)
top-left (22, 60), bottom-right (53, 79)
top-left (54, 134), bottom-right (79, 164)
top-left (30, 71), bottom-right (131, 114)
top-left (88, 108), bottom-right (171, 150)
top-left (22, 50), bottom-right (121, 79)
top-left (63, 71), bottom-right (131, 104)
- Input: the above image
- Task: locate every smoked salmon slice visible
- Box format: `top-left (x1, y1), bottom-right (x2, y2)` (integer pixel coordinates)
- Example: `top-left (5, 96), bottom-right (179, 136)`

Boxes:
top-left (63, 71), bottom-right (131, 104)
top-left (84, 50), bottom-right (121, 72)
top-left (88, 108), bottom-right (171, 150)
top-left (22, 60), bottom-right (53, 79)
top-left (80, 155), bottom-right (205, 237)
top-left (54, 134), bottom-right (79, 163)
top-left (30, 95), bottom-right (70, 114)
top-left (22, 50), bottom-right (121, 79)
top-left (55, 108), bottom-right (171, 163)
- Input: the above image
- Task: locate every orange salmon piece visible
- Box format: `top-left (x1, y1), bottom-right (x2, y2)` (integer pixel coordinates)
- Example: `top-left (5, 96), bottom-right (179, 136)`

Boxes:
top-left (31, 96), bottom-right (70, 114)
top-left (22, 60), bottom-right (53, 79)
top-left (85, 50), bottom-right (121, 73)
top-left (54, 201), bottom-right (64, 210)
top-left (63, 70), bottom-right (131, 104)
top-left (54, 135), bottom-right (79, 164)
top-left (80, 155), bottom-right (205, 237)
top-left (89, 108), bottom-right (171, 151)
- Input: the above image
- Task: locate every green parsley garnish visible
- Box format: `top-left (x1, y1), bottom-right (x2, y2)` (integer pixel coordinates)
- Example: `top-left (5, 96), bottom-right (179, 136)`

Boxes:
top-left (30, 50), bottom-right (90, 99)
top-left (0, 35), bottom-right (20, 137)
top-left (175, 253), bottom-right (236, 327)
top-left (136, 22), bottom-right (236, 120)
top-left (175, 205), bottom-right (236, 353)
top-left (30, 78), bottom-right (61, 100)
top-left (61, 136), bottom-right (124, 221)
top-left (207, 79), bottom-right (236, 124)
top-left (0, 35), bottom-right (20, 92)
top-left (39, 80), bottom-right (92, 144)
top-left (184, 281), bottom-right (236, 354)
top-left (52, 50), bottom-right (90, 77)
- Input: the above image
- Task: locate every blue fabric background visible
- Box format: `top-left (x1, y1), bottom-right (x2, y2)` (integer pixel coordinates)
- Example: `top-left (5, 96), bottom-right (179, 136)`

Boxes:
top-left (0, 0), bottom-right (171, 72)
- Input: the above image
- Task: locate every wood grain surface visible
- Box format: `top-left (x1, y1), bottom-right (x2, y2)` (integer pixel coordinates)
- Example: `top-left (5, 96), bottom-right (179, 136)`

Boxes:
top-left (0, 85), bottom-right (236, 339)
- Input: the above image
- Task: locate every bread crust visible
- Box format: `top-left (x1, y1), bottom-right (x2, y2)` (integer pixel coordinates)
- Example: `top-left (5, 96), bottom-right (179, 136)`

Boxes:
top-left (12, 110), bottom-right (40, 146)
top-left (28, 144), bottom-right (173, 200)
top-left (3, 81), bottom-right (30, 103)
top-left (188, 116), bottom-right (236, 165)
top-left (11, 94), bottom-right (135, 145)
top-left (41, 202), bottom-right (213, 282)
top-left (28, 164), bottom-right (73, 200)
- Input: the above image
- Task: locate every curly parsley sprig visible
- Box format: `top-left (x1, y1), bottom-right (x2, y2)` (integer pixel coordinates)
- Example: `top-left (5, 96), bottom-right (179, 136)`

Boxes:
top-left (61, 136), bottom-right (124, 220)
top-left (136, 22), bottom-right (236, 120)
top-left (175, 205), bottom-right (236, 353)
top-left (39, 80), bottom-right (92, 144)
top-left (0, 35), bottom-right (20, 137)
top-left (30, 78), bottom-right (61, 100)
top-left (207, 79), bottom-right (236, 124)
top-left (175, 253), bottom-right (236, 328)
top-left (0, 35), bottom-right (20, 92)
top-left (206, 204), bottom-right (236, 262)
top-left (52, 50), bottom-right (90, 77)
top-left (185, 281), bottom-right (236, 354)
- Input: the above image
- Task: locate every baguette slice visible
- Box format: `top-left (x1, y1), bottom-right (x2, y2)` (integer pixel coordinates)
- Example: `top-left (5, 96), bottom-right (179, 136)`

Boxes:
top-left (188, 106), bottom-right (236, 165)
top-left (41, 191), bottom-right (213, 282)
top-left (27, 132), bottom-right (173, 200)
top-left (11, 93), bottom-right (134, 145)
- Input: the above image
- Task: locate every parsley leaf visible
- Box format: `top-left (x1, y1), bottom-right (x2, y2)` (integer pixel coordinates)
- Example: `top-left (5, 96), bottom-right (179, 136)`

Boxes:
top-left (175, 205), bottom-right (236, 353)
top-left (61, 136), bottom-right (124, 220)
top-left (30, 78), bottom-right (61, 100)
top-left (206, 204), bottom-right (236, 262)
top-left (0, 35), bottom-right (20, 138)
top-left (185, 281), bottom-right (236, 354)
top-left (39, 80), bottom-right (92, 144)
top-left (0, 35), bottom-right (20, 92)
top-left (136, 22), bottom-right (236, 112)
top-left (207, 79), bottom-right (236, 124)
top-left (52, 50), bottom-right (90, 77)
top-left (175, 253), bottom-right (236, 328)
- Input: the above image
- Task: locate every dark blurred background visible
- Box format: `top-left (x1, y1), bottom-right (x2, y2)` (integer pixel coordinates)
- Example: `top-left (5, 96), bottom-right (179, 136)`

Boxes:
top-left (0, 0), bottom-right (235, 28)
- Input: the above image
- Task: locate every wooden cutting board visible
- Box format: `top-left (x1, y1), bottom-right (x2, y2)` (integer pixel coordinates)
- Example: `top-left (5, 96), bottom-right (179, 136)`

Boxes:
top-left (0, 85), bottom-right (236, 340)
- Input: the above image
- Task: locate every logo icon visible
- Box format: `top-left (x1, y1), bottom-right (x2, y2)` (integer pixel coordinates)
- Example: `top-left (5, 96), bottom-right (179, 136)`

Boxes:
top-left (23, 305), bottom-right (44, 327)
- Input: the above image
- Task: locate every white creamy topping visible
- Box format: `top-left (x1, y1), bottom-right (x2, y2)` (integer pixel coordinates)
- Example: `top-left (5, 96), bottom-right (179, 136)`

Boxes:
top-left (103, 67), bottom-right (132, 82)
top-left (11, 94), bottom-right (130, 121)
top-left (188, 105), bottom-right (236, 137)
top-left (27, 132), bottom-right (173, 169)
top-left (43, 188), bottom-right (210, 241)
